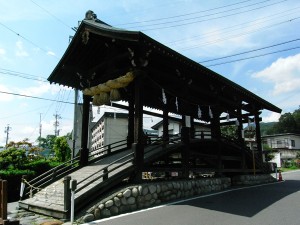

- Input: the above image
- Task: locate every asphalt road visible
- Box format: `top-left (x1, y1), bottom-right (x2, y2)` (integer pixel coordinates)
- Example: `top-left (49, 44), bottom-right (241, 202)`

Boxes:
top-left (88, 171), bottom-right (300, 225)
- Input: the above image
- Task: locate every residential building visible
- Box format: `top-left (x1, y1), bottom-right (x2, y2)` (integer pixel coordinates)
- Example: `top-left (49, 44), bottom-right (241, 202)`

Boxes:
top-left (151, 118), bottom-right (210, 137)
top-left (91, 112), bottom-right (128, 151)
top-left (262, 133), bottom-right (300, 165)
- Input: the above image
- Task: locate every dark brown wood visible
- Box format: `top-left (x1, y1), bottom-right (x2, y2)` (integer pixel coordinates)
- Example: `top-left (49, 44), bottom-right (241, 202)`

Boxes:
top-left (133, 71), bottom-right (145, 181)
top-left (80, 95), bottom-right (91, 166)
top-left (181, 126), bottom-right (190, 178)
top-left (162, 105), bottom-right (169, 143)
top-left (210, 108), bottom-right (223, 173)
top-left (0, 180), bottom-right (7, 222)
top-left (127, 88), bottom-right (134, 148)
top-left (236, 106), bottom-right (246, 170)
top-left (255, 112), bottom-right (263, 163)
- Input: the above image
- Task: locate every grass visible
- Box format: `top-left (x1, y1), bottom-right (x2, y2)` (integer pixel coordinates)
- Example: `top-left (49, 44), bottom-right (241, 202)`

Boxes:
top-left (280, 166), bottom-right (300, 172)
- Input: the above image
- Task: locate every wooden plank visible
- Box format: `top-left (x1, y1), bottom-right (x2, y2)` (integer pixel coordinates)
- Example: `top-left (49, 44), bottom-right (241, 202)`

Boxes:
top-left (0, 180), bottom-right (7, 222)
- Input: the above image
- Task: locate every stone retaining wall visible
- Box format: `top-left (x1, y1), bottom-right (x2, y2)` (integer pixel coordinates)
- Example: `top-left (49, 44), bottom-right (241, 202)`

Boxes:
top-left (232, 174), bottom-right (276, 186)
top-left (79, 174), bottom-right (276, 223)
top-left (80, 177), bottom-right (231, 223)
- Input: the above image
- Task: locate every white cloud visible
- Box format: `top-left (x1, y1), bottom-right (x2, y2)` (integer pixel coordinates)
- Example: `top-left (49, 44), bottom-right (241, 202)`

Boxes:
top-left (0, 84), bottom-right (14, 102)
top-left (0, 48), bottom-right (5, 57)
top-left (262, 112), bottom-right (281, 123)
top-left (47, 51), bottom-right (56, 56)
top-left (18, 82), bottom-right (50, 97)
top-left (252, 53), bottom-right (300, 96)
top-left (15, 41), bottom-right (29, 57)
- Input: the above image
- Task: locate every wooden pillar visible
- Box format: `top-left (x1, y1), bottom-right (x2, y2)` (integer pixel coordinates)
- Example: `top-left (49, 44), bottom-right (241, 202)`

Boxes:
top-left (255, 111), bottom-right (263, 163)
top-left (133, 71), bottom-right (144, 181)
top-left (237, 106), bottom-right (246, 170)
top-left (127, 89), bottom-right (134, 148)
top-left (210, 108), bottom-right (222, 174)
top-left (162, 105), bottom-right (169, 143)
top-left (79, 95), bottom-right (91, 167)
top-left (181, 126), bottom-right (190, 179)
top-left (190, 116), bottom-right (195, 138)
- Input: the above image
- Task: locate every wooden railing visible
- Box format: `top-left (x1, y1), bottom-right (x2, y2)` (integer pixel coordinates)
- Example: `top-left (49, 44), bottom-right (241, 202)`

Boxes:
top-left (0, 180), bottom-right (7, 224)
top-left (0, 180), bottom-right (19, 225)
top-left (22, 139), bottom-right (129, 199)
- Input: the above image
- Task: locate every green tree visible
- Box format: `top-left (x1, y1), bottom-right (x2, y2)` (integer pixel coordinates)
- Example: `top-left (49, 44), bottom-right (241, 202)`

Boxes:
top-left (0, 147), bottom-right (27, 169)
top-left (273, 112), bottom-right (297, 133)
top-left (37, 135), bottom-right (56, 149)
top-left (221, 125), bottom-right (238, 140)
top-left (53, 136), bottom-right (71, 162)
top-left (263, 107), bottom-right (300, 135)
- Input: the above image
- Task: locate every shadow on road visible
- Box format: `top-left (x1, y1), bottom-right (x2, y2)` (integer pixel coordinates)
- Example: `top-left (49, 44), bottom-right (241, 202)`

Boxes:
top-left (177, 180), bottom-right (300, 217)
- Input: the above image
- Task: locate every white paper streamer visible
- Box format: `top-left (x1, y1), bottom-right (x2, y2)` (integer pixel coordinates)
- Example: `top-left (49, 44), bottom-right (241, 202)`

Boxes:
top-left (198, 106), bottom-right (202, 118)
top-left (209, 106), bottom-right (213, 118)
top-left (175, 97), bottom-right (178, 111)
top-left (162, 88), bottom-right (167, 104)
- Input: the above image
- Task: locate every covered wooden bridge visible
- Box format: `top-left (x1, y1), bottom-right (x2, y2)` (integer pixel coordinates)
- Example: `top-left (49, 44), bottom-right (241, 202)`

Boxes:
top-left (17, 11), bottom-right (283, 219)
top-left (48, 12), bottom-right (281, 180)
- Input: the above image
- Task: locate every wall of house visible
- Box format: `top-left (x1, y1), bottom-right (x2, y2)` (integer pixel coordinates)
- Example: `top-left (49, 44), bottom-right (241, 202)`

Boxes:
top-left (264, 134), bottom-right (300, 150)
top-left (157, 121), bottom-right (210, 138)
top-left (104, 116), bottom-right (128, 146)
top-left (157, 121), bottom-right (181, 137)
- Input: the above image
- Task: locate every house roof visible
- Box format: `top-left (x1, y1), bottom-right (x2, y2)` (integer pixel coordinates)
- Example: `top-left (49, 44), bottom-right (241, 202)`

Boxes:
top-left (48, 14), bottom-right (281, 121)
top-left (262, 133), bottom-right (300, 138)
top-left (151, 118), bottom-right (209, 130)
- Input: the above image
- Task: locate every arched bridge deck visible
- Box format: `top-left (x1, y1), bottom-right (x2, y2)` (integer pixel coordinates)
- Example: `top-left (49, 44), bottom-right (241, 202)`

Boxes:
top-left (19, 134), bottom-right (268, 219)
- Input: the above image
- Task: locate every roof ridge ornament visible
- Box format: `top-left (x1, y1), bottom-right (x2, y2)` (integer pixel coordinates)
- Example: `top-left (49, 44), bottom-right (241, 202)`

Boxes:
top-left (85, 10), bottom-right (97, 20)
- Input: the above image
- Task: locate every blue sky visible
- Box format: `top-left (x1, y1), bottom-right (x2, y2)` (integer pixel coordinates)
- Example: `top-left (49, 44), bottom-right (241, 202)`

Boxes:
top-left (1, 0), bottom-right (300, 146)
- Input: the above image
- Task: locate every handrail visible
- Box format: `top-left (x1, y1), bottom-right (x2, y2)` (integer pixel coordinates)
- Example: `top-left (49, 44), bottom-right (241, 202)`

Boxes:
top-left (75, 152), bottom-right (134, 193)
top-left (23, 139), bottom-right (129, 198)
top-left (74, 136), bottom-right (181, 195)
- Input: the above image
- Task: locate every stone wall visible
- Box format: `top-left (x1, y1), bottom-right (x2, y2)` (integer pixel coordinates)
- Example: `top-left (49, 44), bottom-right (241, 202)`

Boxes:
top-left (79, 177), bottom-right (231, 223)
top-left (231, 174), bottom-right (276, 186)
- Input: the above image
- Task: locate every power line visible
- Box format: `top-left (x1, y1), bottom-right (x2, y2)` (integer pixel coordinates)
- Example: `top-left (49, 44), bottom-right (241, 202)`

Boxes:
top-left (0, 90), bottom-right (74, 104)
top-left (206, 46), bottom-right (300, 67)
top-left (167, 5), bottom-right (300, 46)
top-left (0, 70), bottom-right (48, 83)
top-left (30, 0), bottom-right (76, 31)
top-left (181, 15), bottom-right (300, 51)
top-left (199, 38), bottom-right (300, 63)
top-left (0, 21), bottom-right (59, 59)
top-left (116, 0), bottom-right (252, 26)
top-left (126, 0), bottom-right (287, 31)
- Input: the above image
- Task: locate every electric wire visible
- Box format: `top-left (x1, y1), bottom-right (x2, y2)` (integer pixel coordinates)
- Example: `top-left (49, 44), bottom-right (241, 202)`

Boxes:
top-left (167, 5), bottom-right (300, 45)
top-left (0, 70), bottom-right (48, 83)
top-left (116, 0), bottom-right (252, 26)
top-left (30, 0), bottom-right (75, 31)
top-left (0, 21), bottom-right (59, 59)
top-left (126, 0), bottom-right (287, 31)
top-left (0, 90), bottom-right (74, 104)
top-left (199, 38), bottom-right (300, 63)
top-left (206, 46), bottom-right (300, 67)
top-left (181, 15), bottom-right (300, 51)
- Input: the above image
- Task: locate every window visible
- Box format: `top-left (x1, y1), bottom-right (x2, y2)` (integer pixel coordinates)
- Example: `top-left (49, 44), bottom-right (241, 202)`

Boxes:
top-left (291, 140), bottom-right (295, 147)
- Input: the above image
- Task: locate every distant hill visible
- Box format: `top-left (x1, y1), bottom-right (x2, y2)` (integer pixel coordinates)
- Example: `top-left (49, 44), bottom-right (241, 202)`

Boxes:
top-left (260, 122), bottom-right (277, 136)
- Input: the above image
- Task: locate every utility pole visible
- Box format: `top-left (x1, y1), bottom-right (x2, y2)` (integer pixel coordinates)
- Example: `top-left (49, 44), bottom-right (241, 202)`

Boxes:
top-left (39, 113), bottom-right (42, 139)
top-left (4, 124), bottom-right (11, 148)
top-left (54, 112), bottom-right (62, 136)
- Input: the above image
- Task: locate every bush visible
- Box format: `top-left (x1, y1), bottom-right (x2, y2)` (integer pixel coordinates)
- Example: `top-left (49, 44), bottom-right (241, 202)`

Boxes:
top-left (0, 169), bottom-right (35, 202)
top-left (0, 160), bottom-right (62, 202)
